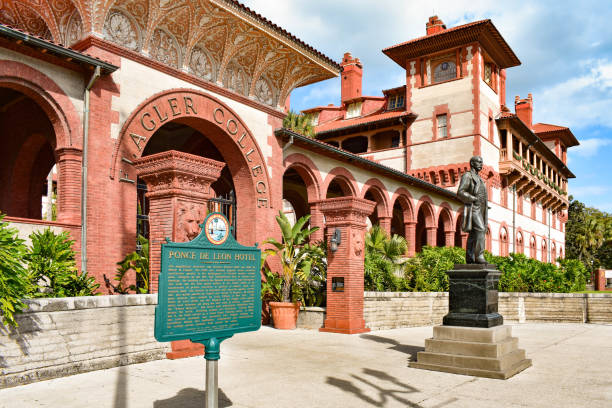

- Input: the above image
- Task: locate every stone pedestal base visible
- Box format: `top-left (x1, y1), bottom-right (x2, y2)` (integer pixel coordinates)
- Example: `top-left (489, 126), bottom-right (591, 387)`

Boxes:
top-left (411, 325), bottom-right (531, 379)
top-left (319, 318), bottom-right (370, 334)
top-left (166, 340), bottom-right (204, 359)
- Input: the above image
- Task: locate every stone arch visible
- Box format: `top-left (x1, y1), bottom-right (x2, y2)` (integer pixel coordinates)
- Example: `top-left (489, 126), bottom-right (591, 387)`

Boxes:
top-left (541, 238), bottom-right (548, 263)
top-left (454, 211), bottom-right (467, 249)
top-left (390, 187), bottom-right (415, 223)
top-left (114, 88), bottom-right (272, 245)
top-left (0, 60), bottom-right (81, 149)
top-left (283, 153), bottom-right (323, 202)
top-left (436, 202), bottom-right (454, 247)
top-left (529, 233), bottom-right (537, 259)
top-left (322, 167), bottom-right (358, 198)
top-left (516, 227), bottom-right (525, 255)
top-left (360, 178), bottom-right (390, 229)
top-left (415, 195), bottom-right (436, 252)
top-left (499, 222), bottom-right (510, 256)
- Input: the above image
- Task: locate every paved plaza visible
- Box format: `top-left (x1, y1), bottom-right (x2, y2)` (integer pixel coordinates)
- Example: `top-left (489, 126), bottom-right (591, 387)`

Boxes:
top-left (1, 323), bottom-right (611, 408)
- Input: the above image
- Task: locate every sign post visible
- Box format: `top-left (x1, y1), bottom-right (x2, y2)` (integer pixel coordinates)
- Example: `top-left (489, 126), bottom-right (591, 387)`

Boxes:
top-left (154, 213), bottom-right (261, 408)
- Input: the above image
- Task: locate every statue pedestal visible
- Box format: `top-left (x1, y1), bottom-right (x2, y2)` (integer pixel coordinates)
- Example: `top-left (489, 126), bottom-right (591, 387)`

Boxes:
top-left (410, 325), bottom-right (532, 379)
top-left (412, 264), bottom-right (531, 379)
top-left (443, 264), bottom-right (503, 328)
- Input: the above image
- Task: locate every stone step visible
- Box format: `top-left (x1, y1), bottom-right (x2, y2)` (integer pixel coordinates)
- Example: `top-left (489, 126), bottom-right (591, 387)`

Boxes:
top-left (410, 357), bottom-right (532, 380)
top-left (415, 348), bottom-right (526, 372)
top-left (424, 336), bottom-right (519, 358)
top-left (433, 325), bottom-right (512, 343)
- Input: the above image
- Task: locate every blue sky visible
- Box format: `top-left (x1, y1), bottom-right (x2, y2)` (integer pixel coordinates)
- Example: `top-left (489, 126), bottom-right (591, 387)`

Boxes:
top-left (242, 0), bottom-right (612, 213)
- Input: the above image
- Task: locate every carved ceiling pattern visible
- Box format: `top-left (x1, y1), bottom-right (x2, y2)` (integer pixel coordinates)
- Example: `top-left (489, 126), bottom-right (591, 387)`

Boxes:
top-left (0, 0), bottom-right (338, 109)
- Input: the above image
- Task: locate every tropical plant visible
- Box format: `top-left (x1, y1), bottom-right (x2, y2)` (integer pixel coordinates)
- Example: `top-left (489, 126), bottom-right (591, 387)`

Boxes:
top-left (112, 235), bottom-right (150, 294)
top-left (261, 267), bottom-right (283, 303)
top-left (263, 211), bottom-right (320, 303)
top-left (0, 214), bottom-right (31, 327)
top-left (404, 246), bottom-right (466, 292)
top-left (283, 110), bottom-right (315, 137)
top-left (364, 225), bottom-right (409, 291)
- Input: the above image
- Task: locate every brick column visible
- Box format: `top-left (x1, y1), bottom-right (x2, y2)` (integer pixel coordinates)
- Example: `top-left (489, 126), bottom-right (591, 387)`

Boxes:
top-left (459, 231), bottom-right (468, 249)
top-left (55, 147), bottom-right (82, 224)
top-left (134, 150), bottom-right (225, 293)
top-left (444, 230), bottom-right (456, 247)
top-left (404, 221), bottom-right (416, 257)
top-left (426, 226), bottom-right (437, 247)
top-left (378, 216), bottom-right (392, 235)
top-left (317, 197), bottom-right (375, 334)
top-left (309, 202), bottom-right (325, 243)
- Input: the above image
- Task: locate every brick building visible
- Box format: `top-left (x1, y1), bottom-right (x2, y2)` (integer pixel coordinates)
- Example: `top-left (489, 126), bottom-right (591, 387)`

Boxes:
top-left (0, 3), bottom-right (576, 296)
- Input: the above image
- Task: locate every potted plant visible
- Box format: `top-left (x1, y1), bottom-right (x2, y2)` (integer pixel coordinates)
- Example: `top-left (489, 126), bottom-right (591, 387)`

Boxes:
top-left (262, 211), bottom-right (320, 329)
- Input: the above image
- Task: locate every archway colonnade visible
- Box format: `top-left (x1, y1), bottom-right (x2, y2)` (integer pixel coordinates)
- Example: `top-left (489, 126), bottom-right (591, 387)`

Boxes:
top-left (282, 153), bottom-right (465, 256)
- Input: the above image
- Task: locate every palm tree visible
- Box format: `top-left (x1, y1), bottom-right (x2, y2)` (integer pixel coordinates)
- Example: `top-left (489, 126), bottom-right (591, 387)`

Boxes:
top-left (263, 211), bottom-right (320, 303)
top-left (283, 111), bottom-right (315, 137)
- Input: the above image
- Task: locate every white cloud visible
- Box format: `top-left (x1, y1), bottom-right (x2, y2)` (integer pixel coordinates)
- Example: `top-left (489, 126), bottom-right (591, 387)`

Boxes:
top-left (570, 138), bottom-right (612, 158)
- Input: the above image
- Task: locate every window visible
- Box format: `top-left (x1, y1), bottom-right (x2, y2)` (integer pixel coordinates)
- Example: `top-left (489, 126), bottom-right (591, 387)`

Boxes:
top-left (433, 60), bottom-right (456, 83)
top-left (346, 102), bottom-right (362, 119)
top-left (437, 114), bottom-right (448, 138)
top-left (307, 112), bottom-right (319, 126)
top-left (388, 94), bottom-right (405, 110)
top-left (484, 63), bottom-right (493, 86)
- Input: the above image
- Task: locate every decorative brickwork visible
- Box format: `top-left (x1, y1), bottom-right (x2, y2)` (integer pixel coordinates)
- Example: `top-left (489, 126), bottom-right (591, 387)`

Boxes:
top-left (317, 197), bottom-right (375, 334)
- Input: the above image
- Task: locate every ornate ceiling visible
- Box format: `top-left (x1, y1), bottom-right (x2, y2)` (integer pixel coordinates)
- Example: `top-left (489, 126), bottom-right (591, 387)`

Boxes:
top-left (0, 0), bottom-right (339, 109)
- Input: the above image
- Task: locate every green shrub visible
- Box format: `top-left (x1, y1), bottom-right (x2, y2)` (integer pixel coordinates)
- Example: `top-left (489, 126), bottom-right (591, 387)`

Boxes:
top-left (364, 226), bottom-right (408, 292)
top-left (26, 228), bottom-right (98, 297)
top-left (111, 235), bottom-right (150, 294)
top-left (0, 214), bottom-right (31, 327)
top-left (404, 246), bottom-right (466, 292)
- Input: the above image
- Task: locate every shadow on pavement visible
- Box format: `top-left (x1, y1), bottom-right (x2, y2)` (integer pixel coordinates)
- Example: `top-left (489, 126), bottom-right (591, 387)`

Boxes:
top-left (326, 368), bottom-right (424, 407)
top-left (154, 387), bottom-right (233, 408)
top-left (359, 333), bottom-right (424, 361)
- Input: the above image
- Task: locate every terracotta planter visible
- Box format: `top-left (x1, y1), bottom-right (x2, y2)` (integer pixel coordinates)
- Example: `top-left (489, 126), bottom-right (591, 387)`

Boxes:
top-left (269, 301), bottom-right (300, 330)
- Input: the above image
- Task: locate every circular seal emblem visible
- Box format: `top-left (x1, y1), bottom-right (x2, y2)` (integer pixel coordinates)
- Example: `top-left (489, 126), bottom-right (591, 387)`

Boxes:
top-left (204, 213), bottom-right (229, 245)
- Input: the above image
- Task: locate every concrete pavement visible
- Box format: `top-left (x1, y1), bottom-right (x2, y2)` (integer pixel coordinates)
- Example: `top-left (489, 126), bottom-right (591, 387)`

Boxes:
top-left (1, 323), bottom-right (611, 408)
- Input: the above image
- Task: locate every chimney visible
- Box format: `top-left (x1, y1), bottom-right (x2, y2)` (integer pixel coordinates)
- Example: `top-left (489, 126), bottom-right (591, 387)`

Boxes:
top-left (341, 52), bottom-right (362, 103)
top-left (515, 94), bottom-right (533, 129)
top-left (426, 16), bottom-right (446, 35)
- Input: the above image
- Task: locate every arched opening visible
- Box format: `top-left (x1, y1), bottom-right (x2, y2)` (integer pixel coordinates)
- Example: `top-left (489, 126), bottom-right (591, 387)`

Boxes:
top-left (499, 226), bottom-right (509, 256)
top-left (436, 207), bottom-right (452, 247)
top-left (140, 121), bottom-right (238, 239)
top-left (485, 225), bottom-right (492, 253)
top-left (0, 88), bottom-right (57, 220)
top-left (325, 177), bottom-right (353, 198)
top-left (516, 231), bottom-right (524, 255)
top-left (415, 201), bottom-right (434, 252)
top-left (282, 167), bottom-right (311, 225)
top-left (530, 235), bottom-right (537, 259)
top-left (542, 239), bottom-right (548, 263)
top-left (341, 136), bottom-right (368, 154)
top-left (362, 183), bottom-right (388, 230)
top-left (391, 200), bottom-right (405, 237)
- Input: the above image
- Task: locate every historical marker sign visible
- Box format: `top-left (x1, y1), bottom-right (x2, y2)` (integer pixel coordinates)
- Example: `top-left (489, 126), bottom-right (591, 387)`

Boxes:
top-left (154, 212), bottom-right (261, 344)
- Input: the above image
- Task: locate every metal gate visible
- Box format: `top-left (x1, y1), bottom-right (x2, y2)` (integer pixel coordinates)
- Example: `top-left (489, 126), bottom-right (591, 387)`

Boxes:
top-left (136, 182), bottom-right (237, 247)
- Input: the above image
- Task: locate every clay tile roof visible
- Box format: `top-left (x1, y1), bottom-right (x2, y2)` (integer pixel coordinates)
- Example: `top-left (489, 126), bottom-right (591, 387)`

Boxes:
top-left (316, 110), bottom-right (413, 135)
top-left (223, 0), bottom-right (340, 70)
top-left (533, 123), bottom-right (579, 147)
top-left (383, 19), bottom-right (520, 69)
top-left (0, 23), bottom-right (118, 73)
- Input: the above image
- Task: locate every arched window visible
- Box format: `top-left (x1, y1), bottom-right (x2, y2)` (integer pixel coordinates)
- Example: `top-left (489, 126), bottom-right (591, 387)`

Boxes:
top-left (499, 227), bottom-right (509, 256)
top-left (542, 239), bottom-right (548, 263)
top-left (433, 60), bottom-right (457, 83)
top-left (530, 235), bottom-right (537, 259)
top-left (516, 231), bottom-right (524, 254)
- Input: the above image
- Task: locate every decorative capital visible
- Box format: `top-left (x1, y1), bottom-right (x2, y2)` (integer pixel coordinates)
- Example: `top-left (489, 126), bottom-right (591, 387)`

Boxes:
top-left (134, 150), bottom-right (225, 199)
top-left (315, 197), bottom-right (376, 227)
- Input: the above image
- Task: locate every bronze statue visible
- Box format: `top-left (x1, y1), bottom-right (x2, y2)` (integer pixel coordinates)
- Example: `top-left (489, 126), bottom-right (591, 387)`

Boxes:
top-left (458, 156), bottom-right (488, 264)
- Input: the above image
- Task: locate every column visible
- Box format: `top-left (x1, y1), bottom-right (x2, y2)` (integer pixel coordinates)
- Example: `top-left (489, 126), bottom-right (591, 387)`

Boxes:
top-left (317, 197), bottom-right (375, 334)
top-left (55, 147), bottom-right (82, 225)
top-left (426, 226), bottom-right (437, 247)
top-left (378, 216), bottom-right (392, 235)
top-left (308, 202), bottom-right (325, 243)
top-left (404, 221), bottom-right (416, 257)
top-left (135, 150), bottom-right (224, 359)
top-left (134, 150), bottom-right (225, 292)
top-left (444, 230), bottom-right (456, 247)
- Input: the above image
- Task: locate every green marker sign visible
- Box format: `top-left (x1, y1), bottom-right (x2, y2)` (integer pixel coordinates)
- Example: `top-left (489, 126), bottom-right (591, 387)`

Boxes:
top-left (155, 212), bottom-right (261, 358)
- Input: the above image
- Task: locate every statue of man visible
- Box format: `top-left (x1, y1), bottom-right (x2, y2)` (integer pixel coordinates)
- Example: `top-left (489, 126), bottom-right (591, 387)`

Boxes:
top-left (458, 156), bottom-right (488, 264)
